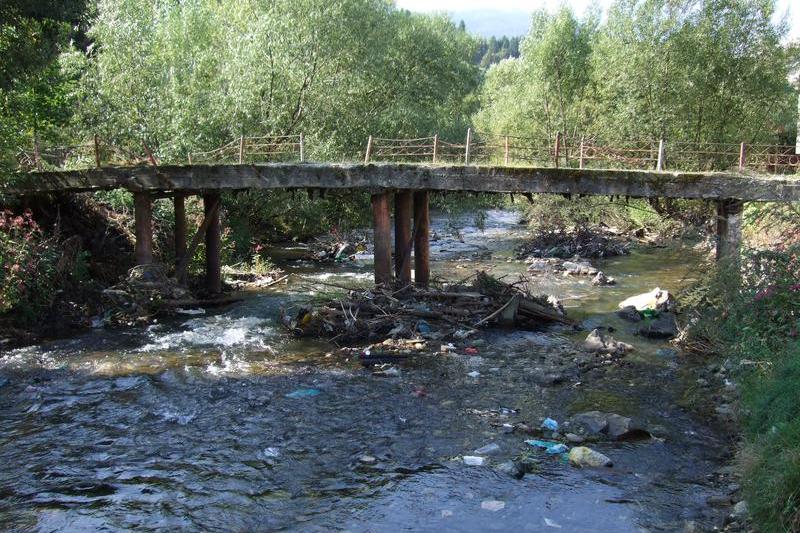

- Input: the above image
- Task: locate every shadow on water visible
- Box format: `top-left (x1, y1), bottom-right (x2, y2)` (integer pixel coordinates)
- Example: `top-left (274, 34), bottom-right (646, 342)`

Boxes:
top-left (0, 210), bottom-right (733, 532)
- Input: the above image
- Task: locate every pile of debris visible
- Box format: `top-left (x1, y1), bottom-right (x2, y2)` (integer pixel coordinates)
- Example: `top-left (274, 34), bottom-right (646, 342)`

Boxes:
top-left (280, 271), bottom-right (573, 343)
top-left (516, 225), bottom-right (630, 259)
top-left (307, 231), bottom-right (369, 263)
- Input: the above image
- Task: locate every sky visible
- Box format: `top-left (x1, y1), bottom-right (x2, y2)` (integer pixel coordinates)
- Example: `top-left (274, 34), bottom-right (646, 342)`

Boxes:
top-left (395, 0), bottom-right (800, 41)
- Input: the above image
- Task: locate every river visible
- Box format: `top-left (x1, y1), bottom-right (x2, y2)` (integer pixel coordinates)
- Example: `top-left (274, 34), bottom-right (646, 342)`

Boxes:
top-left (0, 210), bottom-right (734, 532)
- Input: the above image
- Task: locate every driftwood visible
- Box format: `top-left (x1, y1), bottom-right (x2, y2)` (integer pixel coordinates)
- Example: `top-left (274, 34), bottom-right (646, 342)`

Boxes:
top-left (281, 270), bottom-right (573, 343)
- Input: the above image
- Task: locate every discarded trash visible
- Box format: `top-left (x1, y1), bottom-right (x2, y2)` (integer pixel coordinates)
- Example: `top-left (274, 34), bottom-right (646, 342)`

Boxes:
top-left (262, 447), bottom-right (280, 458)
top-left (441, 343), bottom-right (457, 353)
top-left (441, 509), bottom-right (454, 518)
top-left (465, 347), bottom-right (479, 355)
top-left (541, 418), bottom-right (559, 431)
top-left (373, 367), bottom-right (401, 377)
top-left (176, 308), bottom-right (206, 316)
top-left (526, 439), bottom-right (569, 455)
top-left (474, 443), bottom-right (501, 455)
top-left (285, 388), bottom-right (321, 399)
top-left (481, 500), bottom-right (505, 512)
top-left (467, 371), bottom-right (481, 378)
top-left (568, 446), bottom-right (613, 468)
top-left (463, 455), bottom-right (486, 466)
top-left (544, 517), bottom-right (562, 528)
top-left (416, 320), bottom-right (432, 334)
top-left (358, 455), bottom-right (377, 464)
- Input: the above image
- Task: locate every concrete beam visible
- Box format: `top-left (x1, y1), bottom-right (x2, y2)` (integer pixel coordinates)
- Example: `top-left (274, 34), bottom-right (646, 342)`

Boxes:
top-left (394, 190), bottom-right (412, 284)
top-left (6, 163), bottom-right (800, 202)
top-left (413, 191), bottom-right (430, 287)
top-left (372, 192), bottom-right (392, 286)
top-left (716, 199), bottom-right (744, 261)
top-left (204, 193), bottom-right (222, 294)
top-left (133, 192), bottom-right (153, 265)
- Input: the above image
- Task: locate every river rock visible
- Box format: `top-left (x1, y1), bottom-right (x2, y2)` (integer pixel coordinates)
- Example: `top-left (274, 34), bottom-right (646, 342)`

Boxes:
top-left (619, 288), bottom-right (675, 312)
top-left (569, 411), bottom-right (651, 440)
top-left (591, 271), bottom-right (616, 286)
top-left (617, 305), bottom-right (642, 322)
top-left (583, 329), bottom-right (633, 355)
top-left (638, 312), bottom-right (678, 339)
top-left (561, 260), bottom-right (599, 276)
top-left (568, 446), bottom-right (613, 467)
top-left (732, 500), bottom-right (748, 518)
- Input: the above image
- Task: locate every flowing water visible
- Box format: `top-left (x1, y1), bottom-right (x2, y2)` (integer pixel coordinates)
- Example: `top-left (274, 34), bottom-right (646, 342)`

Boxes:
top-left (0, 210), bottom-right (733, 532)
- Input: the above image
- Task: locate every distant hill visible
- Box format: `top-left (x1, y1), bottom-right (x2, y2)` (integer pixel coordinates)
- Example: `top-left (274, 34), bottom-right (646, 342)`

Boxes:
top-left (451, 9), bottom-right (531, 38)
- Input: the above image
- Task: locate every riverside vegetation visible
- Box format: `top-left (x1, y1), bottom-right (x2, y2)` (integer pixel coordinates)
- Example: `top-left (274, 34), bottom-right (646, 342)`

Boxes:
top-left (1, 0), bottom-right (800, 530)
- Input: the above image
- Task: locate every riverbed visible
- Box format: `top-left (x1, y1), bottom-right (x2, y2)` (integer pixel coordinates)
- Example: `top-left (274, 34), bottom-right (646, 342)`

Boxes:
top-left (0, 210), bottom-right (735, 532)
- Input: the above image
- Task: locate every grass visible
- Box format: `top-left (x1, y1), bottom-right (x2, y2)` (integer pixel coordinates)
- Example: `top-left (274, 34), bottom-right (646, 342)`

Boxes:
top-left (681, 245), bottom-right (800, 532)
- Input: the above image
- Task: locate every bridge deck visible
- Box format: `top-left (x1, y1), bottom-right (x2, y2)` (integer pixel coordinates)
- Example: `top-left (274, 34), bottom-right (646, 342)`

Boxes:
top-left (3, 163), bottom-right (799, 201)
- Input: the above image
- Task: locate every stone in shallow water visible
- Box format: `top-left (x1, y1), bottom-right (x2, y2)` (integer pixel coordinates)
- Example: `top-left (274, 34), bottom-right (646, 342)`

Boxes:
top-left (481, 500), bottom-right (505, 512)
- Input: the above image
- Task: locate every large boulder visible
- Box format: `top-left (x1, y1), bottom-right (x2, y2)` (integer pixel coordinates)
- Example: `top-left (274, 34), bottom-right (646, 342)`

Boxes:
top-left (638, 312), bottom-right (679, 339)
top-left (583, 329), bottom-right (633, 356)
top-left (569, 411), bottom-right (651, 441)
top-left (618, 288), bottom-right (675, 312)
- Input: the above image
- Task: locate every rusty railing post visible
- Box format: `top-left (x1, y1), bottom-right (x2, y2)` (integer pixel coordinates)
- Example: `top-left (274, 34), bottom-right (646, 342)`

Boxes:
top-left (504, 136), bottom-right (510, 166)
top-left (432, 134), bottom-right (439, 164)
top-left (738, 142), bottom-right (746, 171)
top-left (94, 134), bottom-right (102, 168)
top-left (238, 135), bottom-right (245, 164)
top-left (364, 135), bottom-right (373, 164)
top-left (553, 132), bottom-right (561, 168)
top-left (33, 134), bottom-right (42, 171)
top-left (578, 135), bottom-right (585, 169)
top-left (465, 128), bottom-right (472, 165)
top-left (299, 133), bottom-right (305, 163)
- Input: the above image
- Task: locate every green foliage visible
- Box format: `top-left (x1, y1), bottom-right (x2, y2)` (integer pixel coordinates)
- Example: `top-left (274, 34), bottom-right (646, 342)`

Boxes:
top-left (0, 209), bottom-right (60, 320)
top-left (473, 35), bottom-right (521, 68)
top-left (682, 247), bottom-right (800, 531)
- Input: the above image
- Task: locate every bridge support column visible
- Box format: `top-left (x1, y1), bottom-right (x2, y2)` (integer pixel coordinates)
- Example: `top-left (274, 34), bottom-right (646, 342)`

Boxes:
top-left (372, 191), bottom-right (393, 286)
top-left (715, 199), bottom-right (743, 262)
top-left (394, 190), bottom-right (412, 284)
top-left (174, 194), bottom-right (187, 269)
top-left (413, 190), bottom-right (430, 287)
top-left (204, 192), bottom-right (222, 294)
top-left (134, 192), bottom-right (153, 265)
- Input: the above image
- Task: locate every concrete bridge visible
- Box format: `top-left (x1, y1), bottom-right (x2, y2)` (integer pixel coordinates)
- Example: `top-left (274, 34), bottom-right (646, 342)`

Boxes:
top-left (4, 161), bottom-right (799, 293)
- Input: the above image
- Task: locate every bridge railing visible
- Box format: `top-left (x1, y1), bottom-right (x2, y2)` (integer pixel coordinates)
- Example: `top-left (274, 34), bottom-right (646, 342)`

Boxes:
top-left (17, 130), bottom-right (799, 176)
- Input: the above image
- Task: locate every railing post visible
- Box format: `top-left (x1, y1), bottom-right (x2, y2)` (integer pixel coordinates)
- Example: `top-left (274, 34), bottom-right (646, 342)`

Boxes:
top-left (656, 139), bottom-right (665, 171)
top-left (94, 134), bottom-right (102, 168)
top-left (364, 135), bottom-right (373, 164)
top-left (432, 134), bottom-right (439, 164)
top-left (578, 135), bottom-right (585, 169)
top-left (238, 135), bottom-right (245, 164)
top-left (187, 152), bottom-right (193, 165)
top-left (504, 136), bottom-right (510, 166)
top-left (299, 133), bottom-right (305, 163)
top-left (738, 142), bottom-right (746, 171)
top-left (465, 128), bottom-right (472, 165)
top-left (553, 132), bottom-right (561, 168)
top-left (33, 134), bottom-right (42, 171)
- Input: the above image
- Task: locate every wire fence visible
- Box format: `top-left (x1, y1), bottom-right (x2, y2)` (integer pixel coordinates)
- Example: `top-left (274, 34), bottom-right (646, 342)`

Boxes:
top-left (18, 130), bottom-right (799, 176)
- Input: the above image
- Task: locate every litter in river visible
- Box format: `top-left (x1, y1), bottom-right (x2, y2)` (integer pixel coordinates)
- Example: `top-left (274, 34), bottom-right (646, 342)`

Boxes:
top-left (541, 418), bottom-right (559, 431)
top-left (285, 388), bottom-right (321, 399)
top-left (463, 456), bottom-right (486, 466)
top-left (481, 500), bottom-right (506, 512)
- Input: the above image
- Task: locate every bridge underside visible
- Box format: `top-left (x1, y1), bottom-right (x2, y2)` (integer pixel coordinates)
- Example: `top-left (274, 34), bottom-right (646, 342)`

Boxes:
top-left (4, 162), bottom-right (791, 292)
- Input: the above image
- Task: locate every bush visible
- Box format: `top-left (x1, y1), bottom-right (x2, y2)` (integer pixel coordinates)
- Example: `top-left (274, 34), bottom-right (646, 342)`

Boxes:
top-left (0, 209), bottom-right (61, 321)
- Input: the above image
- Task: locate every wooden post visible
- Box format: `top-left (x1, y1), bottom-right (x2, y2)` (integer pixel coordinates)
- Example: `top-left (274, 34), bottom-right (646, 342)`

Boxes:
top-left (299, 133), bottom-right (305, 163)
top-left (465, 128), bottom-right (472, 165)
top-left (174, 194), bottom-right (187, 270)
top-left (394, 190), bottom-right (412, 284)
top-left (716, 199), bottom-right (743, 261)
top-left (187, 152), bottom-right (193, 165)
top-left (504, 136), bottom-right (510, 166)
top-left (738, 142), bottom-right (746, 171)
top-left (94, 134), bottom-right (102, 168)
top-left (238, 135), bottom-right (245, 164)
top-left (656, 139), bottom-right (665, 171)
top-left (365, 136), bottom-right (373, 164)
top-left (432, 134), bottom-right (439, 164)
top-left (553, 132), bottom-right (561, 168)
top-left (413, 190), bottom-right (430, 287)
top-left (578, 136), bottom-right (585, 169)
top-left (204, 192), bottom-right (222, 294)
top-left (371, 191), bottom-right (392, 285)
top-left (134, 192), bottom-right (154, 265)
top-left (33, 134), bottom-right (42, 171)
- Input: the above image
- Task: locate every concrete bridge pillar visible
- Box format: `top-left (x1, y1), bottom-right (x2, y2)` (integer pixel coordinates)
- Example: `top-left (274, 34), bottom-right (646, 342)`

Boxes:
top-left (204, 192), bottom-right (222, 294)
top-left (371, 191), bottom-right (393, 285)
top-left (413, 191), bottom-right (430, 287)
top-left (133, 192), bottom-right (153, 265)
top-left (715, 199), bottom-right (743, 261)
top-left (174, 194), bottom-right (187, 269)
top-left (394, 190), bottom-right (413, 284)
